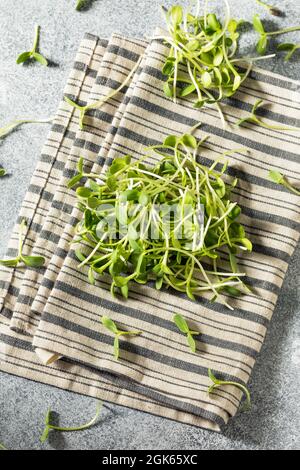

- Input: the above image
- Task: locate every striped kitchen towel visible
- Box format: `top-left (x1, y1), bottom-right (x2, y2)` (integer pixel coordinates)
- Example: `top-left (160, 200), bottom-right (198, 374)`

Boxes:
top-left (31, 36), bottom-right (300, 430)
top-left (1, 33), bottom-right (300, 432)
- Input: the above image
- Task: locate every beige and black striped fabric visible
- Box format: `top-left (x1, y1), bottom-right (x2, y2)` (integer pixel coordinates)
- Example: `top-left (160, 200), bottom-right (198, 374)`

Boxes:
top-left (0, 34), bottom-right (300, 432)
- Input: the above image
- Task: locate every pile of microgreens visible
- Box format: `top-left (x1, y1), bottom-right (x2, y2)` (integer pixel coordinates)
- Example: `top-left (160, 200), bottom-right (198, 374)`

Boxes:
top-left (158, 1), bottom-right (275, 128)
top-left (70, 131), bottom-right (252, 311)
top-left (16, 25), bottom-right (48, 66)
top-left (269, 170), bottom-right (300, 196)
top-left (40, 402), bottom-right (102, 443)
top-left (0, 219), bottom-right (45, 268)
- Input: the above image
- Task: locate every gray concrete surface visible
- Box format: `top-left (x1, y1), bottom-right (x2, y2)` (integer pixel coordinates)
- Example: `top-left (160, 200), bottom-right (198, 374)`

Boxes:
top-left (0, 0), bottom-right (299, 451)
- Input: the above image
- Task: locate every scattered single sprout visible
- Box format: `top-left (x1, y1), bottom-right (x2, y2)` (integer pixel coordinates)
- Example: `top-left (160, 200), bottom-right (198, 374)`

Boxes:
top-left (70, 131), bottom-right (252, 310)
top-left (269, 170), bottom-right (300, 196)
top-left (237, 99), bottom-right (300, 131)
top-left (40, 401), bottom-right (102, 443)
top-left (173, 313), bottom-right (200, 353)
top-left (0, 443), bottom-right (7, 450)
top-left (277, 43), bottom-right (300, 61)
top-left (253, 14), bottom-right (300, 55)
top-left (0, 168), bottom-right (6, 177)
top-left (156, 1), bottom-right (272, 128)
top-left (0, 219), bottom-right (45, 268)
top-left (0, 117), bottom-right (52, 140)
top-left (16, 25), bottom-right (48, 66)
top-left (101, 316), bottom-right (142, 361)
top-left (208, 368), bottom-right (251, 410)
top-left (65, 57), bottom-right (142, 129)
top-left (255, 0), bottom-right (282, 17)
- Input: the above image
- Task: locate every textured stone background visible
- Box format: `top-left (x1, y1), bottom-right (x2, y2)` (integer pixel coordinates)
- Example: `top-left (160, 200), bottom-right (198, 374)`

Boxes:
top-left (0, 0), bottom-right (299, 451)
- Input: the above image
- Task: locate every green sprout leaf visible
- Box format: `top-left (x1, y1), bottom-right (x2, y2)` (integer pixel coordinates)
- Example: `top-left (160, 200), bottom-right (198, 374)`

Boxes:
top-left (0, 442), bottom-right (7, 450)
top-left (101, 316), bottom-right (142, 361)
top-left (0, 168), bottom-right (6, 177)
top-left (0, 219), bottom-right (45, 269)
top-left (16, 25), bottom-right (48, 66)
top-left (208, 368), bottom-right (251, 410)
top-left (277, 43), bottom-right (300, 61)
top-left (173, 314), bottom-right (200, 353)
top-left (253, 14), bottom-right (265, 34)
top-left (269, 170), bottom-right (300, 196)
top-left (101, 316), bottom-right (119, 334)
top-left (40, 402), bottom-right (102, 443)
top-left (76, 0), bottom-right (89, 10)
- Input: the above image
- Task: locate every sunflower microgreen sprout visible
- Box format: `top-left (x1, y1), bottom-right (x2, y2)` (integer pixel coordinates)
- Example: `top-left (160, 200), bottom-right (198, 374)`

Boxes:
top-left (0, 117), bottom-right (52, 140)
top-left (65, 57), bottom-right (142, 129)
top-left (0, 219), bottom-right (45, 268)
top-left (0, 168), bottom-right (6, 177)
top-left (40, 401), bottom-right (102, 443)
top-left (16, 25), bottom-right (48, 66)
top-left (237, 99), bottom-right (300, 131)
top-left (101, 316), bottom-right (142, 360)
top-left (208, 368), bottom-right (251, 410)
top-left (254, 14), bottom-right (300, 55)
top-left (70, 131), bottom-right (252, 310)
top-left (173, 313), bottom-right (200, 353)
top-left (269, 170), bottom-right (300, 196)
top-left (277, 42), bottom-right (300, 61)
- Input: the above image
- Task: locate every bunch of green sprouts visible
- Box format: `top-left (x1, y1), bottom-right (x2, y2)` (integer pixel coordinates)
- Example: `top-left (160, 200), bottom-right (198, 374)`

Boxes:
top-left (70, 132), bottom-right (252, 310)
top-left (158, 1), bottom-right (272, 128)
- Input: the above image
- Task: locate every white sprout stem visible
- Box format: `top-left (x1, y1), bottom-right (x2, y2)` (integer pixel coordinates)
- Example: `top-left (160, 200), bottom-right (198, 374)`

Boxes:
top-left (87, 57), bottom-right (142, 111)
top-left (231, 53), bottom-right (276, 63)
